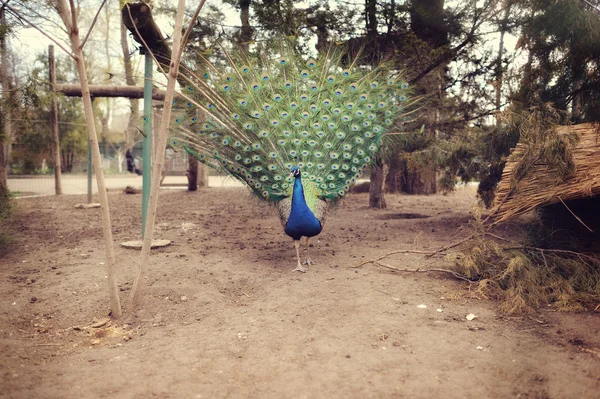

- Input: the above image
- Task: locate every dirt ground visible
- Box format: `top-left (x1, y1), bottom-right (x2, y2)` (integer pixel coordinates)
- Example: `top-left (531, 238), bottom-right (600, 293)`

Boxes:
top-left (1, 187), bottom-right (599, 398)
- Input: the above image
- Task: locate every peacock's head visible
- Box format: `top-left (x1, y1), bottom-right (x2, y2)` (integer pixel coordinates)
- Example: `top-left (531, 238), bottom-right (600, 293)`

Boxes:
top-left (290, 166), bottom-right (301, 178)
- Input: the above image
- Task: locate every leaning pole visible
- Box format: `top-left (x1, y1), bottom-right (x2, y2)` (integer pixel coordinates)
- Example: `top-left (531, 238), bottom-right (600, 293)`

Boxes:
top-left (141, 49), bottom-right (152, 236)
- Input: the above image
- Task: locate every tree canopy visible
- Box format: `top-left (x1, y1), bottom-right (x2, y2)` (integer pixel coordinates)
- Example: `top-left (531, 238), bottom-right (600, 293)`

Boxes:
top-left (1, 0), bottom-right (598, 200)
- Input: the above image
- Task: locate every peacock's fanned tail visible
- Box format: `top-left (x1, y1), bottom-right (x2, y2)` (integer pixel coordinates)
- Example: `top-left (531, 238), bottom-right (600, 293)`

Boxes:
top-left (170, 39), bottom-right (410, 203)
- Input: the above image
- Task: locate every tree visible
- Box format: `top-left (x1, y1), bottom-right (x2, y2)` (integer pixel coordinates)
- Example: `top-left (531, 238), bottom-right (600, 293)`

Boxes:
top-left (52, 0), bottom-right (122, 317)
top-left (397, 0), bottom-right (450, 195)
top-left (462, 0), bottom-right (600, 205)
top-left (0, 6), bottom-right (13, 190)
top-left (514, 0), bottom-right (600, 121)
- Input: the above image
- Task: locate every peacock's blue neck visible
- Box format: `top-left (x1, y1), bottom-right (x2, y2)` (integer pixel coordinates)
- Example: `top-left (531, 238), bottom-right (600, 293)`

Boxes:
top-left (284, 174), bottom-right (322, 240)
top-left (291, 176), bottom-right (307, 208)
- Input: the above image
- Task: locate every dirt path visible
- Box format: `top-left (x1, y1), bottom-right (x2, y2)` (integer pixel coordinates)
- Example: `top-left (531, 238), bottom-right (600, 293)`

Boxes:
top-left (1, 188), bottom-right (599, 398)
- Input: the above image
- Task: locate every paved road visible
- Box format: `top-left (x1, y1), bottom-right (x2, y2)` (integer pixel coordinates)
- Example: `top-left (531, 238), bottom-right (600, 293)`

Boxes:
top-left (8, 174), bottom-right (243, 197)
top-left (10, 174), bottom-right (477, 198)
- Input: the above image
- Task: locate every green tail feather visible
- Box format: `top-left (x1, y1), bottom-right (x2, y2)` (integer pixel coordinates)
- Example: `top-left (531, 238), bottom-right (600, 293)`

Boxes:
top-left (170, 38), bottom-right (410, 202)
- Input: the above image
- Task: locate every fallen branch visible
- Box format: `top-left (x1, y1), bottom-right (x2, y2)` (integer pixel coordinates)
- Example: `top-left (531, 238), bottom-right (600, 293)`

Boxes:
top-left (483, 232), bottom-right (515, 243)
top-left (372, 261), bottom-right (473, 282)
top-left (352, 249), bottom-right (440, 268)
top-left (425, 233), bottom-right (476, 258)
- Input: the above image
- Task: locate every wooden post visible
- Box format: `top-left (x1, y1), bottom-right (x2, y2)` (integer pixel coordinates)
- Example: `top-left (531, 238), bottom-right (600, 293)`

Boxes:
top-left (48, 46), bottom-right (63, 195)
top-left (87, 137), bottom-right (93, 204)
top-left (141, 50), bottom-right (152, 236)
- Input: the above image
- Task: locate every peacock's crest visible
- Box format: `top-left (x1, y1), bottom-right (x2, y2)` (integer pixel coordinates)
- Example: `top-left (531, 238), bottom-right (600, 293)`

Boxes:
top-left (170, 39), bottom-right (410, 203)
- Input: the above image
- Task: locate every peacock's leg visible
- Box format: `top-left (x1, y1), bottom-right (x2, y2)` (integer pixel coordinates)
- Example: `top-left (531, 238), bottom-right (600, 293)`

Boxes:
top-left (304, 237), bottom-right (315, 266)
top-left (293, 240), bottom-right (307, 273)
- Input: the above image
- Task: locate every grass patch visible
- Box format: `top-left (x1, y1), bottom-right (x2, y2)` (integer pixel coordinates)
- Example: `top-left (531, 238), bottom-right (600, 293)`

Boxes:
top-left (446, 214), bottom-right (600, 313)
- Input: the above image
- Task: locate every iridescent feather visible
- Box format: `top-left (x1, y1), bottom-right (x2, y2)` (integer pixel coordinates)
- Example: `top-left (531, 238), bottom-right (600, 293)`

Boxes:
top-left (170, 38), bottom-right (411, 271)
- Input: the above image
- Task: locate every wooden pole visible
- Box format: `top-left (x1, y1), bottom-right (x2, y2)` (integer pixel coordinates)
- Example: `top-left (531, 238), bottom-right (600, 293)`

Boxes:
top-left (142, 50), bottom-right (152, 235)
top-left (48, 46), bottom-right (63, 195)
top-left (87, 137), bottom-right (93, 204)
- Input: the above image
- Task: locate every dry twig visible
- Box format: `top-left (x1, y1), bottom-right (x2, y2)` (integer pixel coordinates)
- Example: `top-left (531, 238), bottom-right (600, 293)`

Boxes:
top-left (372, 261), bottom-right (472, 282)
top-left (353, 249), bottom-right (439, 268)
top-left (558, 196), bottom-right (594, 233)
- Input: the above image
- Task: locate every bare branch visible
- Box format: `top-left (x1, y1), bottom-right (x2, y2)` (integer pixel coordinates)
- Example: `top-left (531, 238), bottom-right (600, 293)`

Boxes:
top-left (409, 0), bottom-right (500, 85)
top-left (353, 249), bottom-right (443, 268)
top-left (13, 1), bottom-right (68, 36)
top-left (558, 196), bottom-right (594, 233)
top-left (373, 262), bottom-right (473, 282)
top-left (54, 0), bottom-right (72, 32)
top-left (582, 0), bottom-right (600, 13)
top-left (181, 0), bottom-right (208, 50)
top-left (68, 0), bottom-right (77, 33)
top-left (80, 0), bottom-right (107, 50)
top-left (2, 2), bottom-right (75, 59)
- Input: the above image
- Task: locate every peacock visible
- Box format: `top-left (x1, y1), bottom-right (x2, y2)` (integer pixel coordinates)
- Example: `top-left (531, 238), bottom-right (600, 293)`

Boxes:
top-left (170, 38), bottom-right (410, 272)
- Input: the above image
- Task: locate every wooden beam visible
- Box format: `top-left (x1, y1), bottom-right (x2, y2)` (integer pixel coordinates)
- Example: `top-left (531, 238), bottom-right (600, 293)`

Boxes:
top-left (55, 84), bottom-right (165, 100)
top-left (121, 2), bottom-right (171, 69)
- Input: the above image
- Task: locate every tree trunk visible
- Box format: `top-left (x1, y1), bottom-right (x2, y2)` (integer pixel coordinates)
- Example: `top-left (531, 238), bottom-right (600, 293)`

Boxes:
top-left (198, 163), bottom-right (208, 188)
top-left (385, 155), bottom-right (404, 193)
top-left (238, 0), bottom-right (253, 51)
top-left (187, 153), bottom-right (198, 191)
top-left (386, 0), bottom-right (396, 33)
top-left (365, 0), bottom-right (378, 38)
top-left (311, 11), bottom-right (329, 53)
top-left (404, 165), bottom-right (436, 194)
top-left (0, 8), bottom-right (11, 190)
top-left (571, 54), bottom-right (584, 123)
top-left (495, 1), bottom-right (512, 122)
top-left (120, 1), bottom-right (140, 154)
top-left (56, 0), bottom-right (122, 318)
top-left (369, 158), bottom-right (387, 209)
top-left (402, 0), bottom-right (448, 194)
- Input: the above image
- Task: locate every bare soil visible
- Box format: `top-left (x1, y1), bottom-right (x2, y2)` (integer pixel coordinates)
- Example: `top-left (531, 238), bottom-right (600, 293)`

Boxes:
top-left (1, 187), bottom-right (599, 398)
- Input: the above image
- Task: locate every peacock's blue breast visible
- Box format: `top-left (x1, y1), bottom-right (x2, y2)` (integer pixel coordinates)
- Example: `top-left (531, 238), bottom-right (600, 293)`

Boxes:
top-left (284, 206), bottom-right (322, 240)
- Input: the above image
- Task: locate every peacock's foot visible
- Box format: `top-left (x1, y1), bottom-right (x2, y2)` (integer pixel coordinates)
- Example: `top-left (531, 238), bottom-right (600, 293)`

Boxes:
top-left (303, 257), bottom-right (315, 266)
top-left (293, 263), bottom-right (308, 273)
